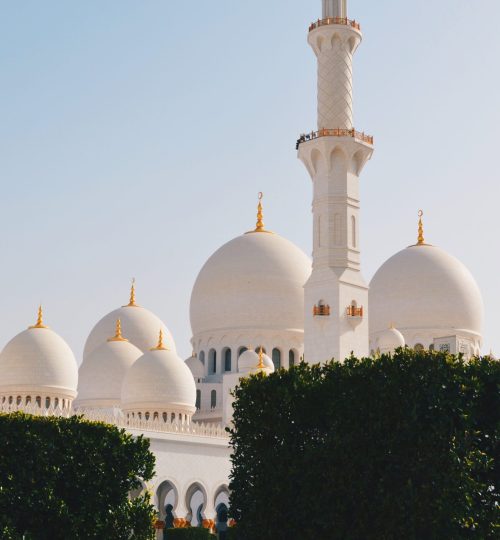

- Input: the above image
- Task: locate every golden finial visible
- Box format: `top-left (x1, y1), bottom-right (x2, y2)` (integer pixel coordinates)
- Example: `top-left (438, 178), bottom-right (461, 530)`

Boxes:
top-left (257, 346), bottom-right (265, 369)
top-left (246, 192), bottom-right (272, 234)
top-left (29, 305), bottom-right (48, 329)
top-left (150, 329), bottom-right (168, 351)
top-left (255, 192), bottom-right (265, 232)
top-left (108, 319), bottom-right (128, 342)
top-left (124, 278), bottom-right (139, 307)
top-left (417, 210), bottom-right (425, 245)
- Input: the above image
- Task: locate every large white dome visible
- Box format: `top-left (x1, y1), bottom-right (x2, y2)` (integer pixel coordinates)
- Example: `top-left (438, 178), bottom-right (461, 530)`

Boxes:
top-left (190, 231), bottom-right (311, 336)
top-left (77, 327), bottom-right (143, 408)
top-left (0, 317), bottom-right (78, 400)
top-left (369, 244), bottom-right (484, 339)
top-left (84, 303), bottom-right (175, 360)
top-left (121, 339), bottom-right (196, 417)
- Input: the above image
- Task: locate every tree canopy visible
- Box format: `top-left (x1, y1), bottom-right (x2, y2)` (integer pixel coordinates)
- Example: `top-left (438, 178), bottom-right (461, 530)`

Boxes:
top-left (0, 412), bottom-right (156, 540)
top-left (229, 349), bottom-right (500, 539)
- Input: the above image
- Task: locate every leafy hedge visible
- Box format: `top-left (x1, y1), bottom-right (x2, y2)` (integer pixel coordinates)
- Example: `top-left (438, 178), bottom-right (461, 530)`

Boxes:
top-left (229, 350), bottom-right (500, 539)
top-left (0, 412), bottom-right (156, 540)
top-left (164, 529), bottom-right (216, 539)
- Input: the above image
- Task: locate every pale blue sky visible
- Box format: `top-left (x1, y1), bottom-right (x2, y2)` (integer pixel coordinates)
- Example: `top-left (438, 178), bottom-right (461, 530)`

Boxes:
top-left (1, 0), bottom-right (499, 361)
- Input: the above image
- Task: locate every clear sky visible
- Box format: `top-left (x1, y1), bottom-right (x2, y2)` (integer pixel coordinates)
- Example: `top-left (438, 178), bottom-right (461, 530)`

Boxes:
top-left (1, 0), bottom-right (499, 362)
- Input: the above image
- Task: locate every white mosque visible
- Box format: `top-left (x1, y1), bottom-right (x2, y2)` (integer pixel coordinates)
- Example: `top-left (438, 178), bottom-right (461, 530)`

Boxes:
top-left (0, 0), bottom-right (485, 534)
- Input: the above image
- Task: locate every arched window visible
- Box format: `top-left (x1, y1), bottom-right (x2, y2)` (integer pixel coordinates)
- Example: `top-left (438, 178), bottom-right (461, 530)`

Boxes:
top-left (351, 215), bottom-right (356, 247)
top-left (224, 349), bottom-right (232, 372)
top-left (238, 347), bottom-right (248, 357)
top-left (36, 396), bottom-right (41, 407)
top-left (211, 390), bottom-right (217, 409)
top-left (199, 351), bottom-right (205, 365)
top-left (272, 348), bottom-right (281, 370)
top-left (45, 397), bottom-right (51, 408)
top-left (16, 396), bottom-right (22, 406)
top-left (26, 396), bottom-right (31, 405)
top-left (208, 349), bottom-right (217, 374)
top-left (196, 389), bottom-right (201, 410)
top-left (289, 350), bottom-right (296, 367)
top-left (54, 397), bottom-right (59, 408)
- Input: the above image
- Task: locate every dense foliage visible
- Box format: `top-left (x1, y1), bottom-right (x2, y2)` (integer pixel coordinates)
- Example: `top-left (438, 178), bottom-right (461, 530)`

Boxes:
top-left (229, 349), bottom-right (500, 539)
top-left (0, 412), bottom-right (156, 540)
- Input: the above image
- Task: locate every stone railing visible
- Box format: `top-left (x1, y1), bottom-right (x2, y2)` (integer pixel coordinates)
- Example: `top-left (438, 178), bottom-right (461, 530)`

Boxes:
top-left (296, 128), bottom-right (373, 149)
top-left (0, 403), bottom-right (229, 440)
top-left (309, 17), bottom-right (361, 32)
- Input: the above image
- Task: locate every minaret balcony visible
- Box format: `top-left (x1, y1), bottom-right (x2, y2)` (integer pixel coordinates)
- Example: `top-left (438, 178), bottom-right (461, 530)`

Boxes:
top-left (346, 305), bottom-right (364, 328)
top-left (346, 306), bottom-right (363, 317)
top-left (309, 17), bottom-right (361, 32)
top-left (296, 128), bottom-right (373, 150)
top-left (313, 304), bottom-right (331, 317)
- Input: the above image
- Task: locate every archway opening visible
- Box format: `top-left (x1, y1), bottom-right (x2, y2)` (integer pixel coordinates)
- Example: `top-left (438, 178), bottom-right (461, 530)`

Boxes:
top-left (272, 348), bottom-right (281, 370)
top-left (223, 348), bottom-right (232, 372)
top-left (208, 349), bottom-right (217, 375)
top-left (186, 483), bottom-right (206, 527)
top-left (156, 480), bottom-right (178, 523)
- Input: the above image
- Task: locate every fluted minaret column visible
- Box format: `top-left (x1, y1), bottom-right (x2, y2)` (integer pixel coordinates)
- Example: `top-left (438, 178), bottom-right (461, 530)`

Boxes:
top-left (298, 0), bottom-right (374, 364)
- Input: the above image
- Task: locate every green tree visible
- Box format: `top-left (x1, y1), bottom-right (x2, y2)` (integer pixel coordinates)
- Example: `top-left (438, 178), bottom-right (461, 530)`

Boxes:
top-left (0, 413), bottom-right (156, 540)
top-left (228, 349), bottom-right (500, 539)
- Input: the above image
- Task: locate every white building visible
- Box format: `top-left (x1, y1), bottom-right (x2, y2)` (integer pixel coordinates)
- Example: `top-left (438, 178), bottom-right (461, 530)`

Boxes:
top-left (0, 0), bottom-right (486, 534)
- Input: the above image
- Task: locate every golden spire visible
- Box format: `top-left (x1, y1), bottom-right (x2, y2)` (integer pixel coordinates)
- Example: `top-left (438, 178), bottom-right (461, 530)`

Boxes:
top-left (124, 278), bottom-right (139, 307)
top-left (108, 319), bottom-right (128, 342)
top-left (150, 329), bottom-right (168, 351)
top-left (29, 305), bottom-right (48, 329)
top-left (246, 192), bottom-right (272, 234)
top-left (257, 346), bottom-right (265, 369)
top-left (255, 192), bottom-right (265, 232)
top-left (417, 210), bottom-right (425, 245)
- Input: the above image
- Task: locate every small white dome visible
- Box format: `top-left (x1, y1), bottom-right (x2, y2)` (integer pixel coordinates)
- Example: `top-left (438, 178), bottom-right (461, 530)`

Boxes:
top-left (0, 320), bottom-right (78, 400)
top-left (370, 244), bottom-right (483, 341)
top-left (77, 335), bottom-right (142, 409)
top-left (185, 354), bottom-right (205, 379)
top-left (238, 349), bottom-right (274, 374)
top-left (377, 326), bottom-right (405, 354)
top-left (262, 354), bottom-right (274, 371)
top-left (84, 304), bottom-right (175, 360)
top-left (121, 342), bottom-right (196, 416)
top-left (190, 231), bottom-right (311, 336)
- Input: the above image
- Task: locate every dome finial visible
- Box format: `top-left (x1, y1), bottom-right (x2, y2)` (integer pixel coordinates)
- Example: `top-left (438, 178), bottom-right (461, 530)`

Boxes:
top-left (417, 210), bottom-right (425, 245)
top-left (151, 329), bottom-right (168, 351)
top-left (29, 305), bottom-right (48, 329)
top-left (124, 278), bottom-right (139, 307)
top-left (257, 346), bottom-right (265, 369)
top-left (108, 319), bottom-right (128, 342)
top-left (255, 192), bottom-right (265, 232)
top-left (245, 192), bottom-right (273, 234)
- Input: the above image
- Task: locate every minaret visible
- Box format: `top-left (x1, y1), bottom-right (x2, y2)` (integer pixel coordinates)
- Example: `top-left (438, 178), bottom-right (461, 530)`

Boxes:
top-left (298, 0), bottom-right (374, 363)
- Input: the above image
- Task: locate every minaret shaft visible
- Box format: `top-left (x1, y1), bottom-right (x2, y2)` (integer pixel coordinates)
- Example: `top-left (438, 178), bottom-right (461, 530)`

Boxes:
top-left (298, 1), bottom-right (373, 364)
top-left (322, 0), bottom-right (347, 20)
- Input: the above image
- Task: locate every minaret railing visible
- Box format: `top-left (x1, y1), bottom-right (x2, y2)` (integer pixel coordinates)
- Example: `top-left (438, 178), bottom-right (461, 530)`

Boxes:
top-left (296, 128), bottom-right (373, 149)
top-left (309, 17), bottom-right (361, 32)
